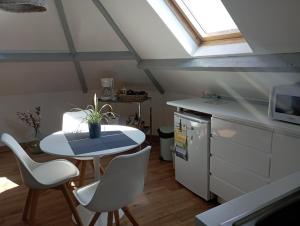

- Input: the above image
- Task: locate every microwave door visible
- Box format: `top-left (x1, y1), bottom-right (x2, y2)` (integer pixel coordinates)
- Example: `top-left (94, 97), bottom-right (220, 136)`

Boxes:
top-left (275, 95), bottom-right (300, 116)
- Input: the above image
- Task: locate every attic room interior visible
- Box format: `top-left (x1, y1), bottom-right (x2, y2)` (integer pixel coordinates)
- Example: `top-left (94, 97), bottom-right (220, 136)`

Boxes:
top-left (0, 0), bottom-right (300, 226)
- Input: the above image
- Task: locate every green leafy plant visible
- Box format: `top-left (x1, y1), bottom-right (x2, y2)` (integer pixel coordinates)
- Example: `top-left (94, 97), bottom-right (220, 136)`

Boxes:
top-left (73, 93), bottom-right (117, 124)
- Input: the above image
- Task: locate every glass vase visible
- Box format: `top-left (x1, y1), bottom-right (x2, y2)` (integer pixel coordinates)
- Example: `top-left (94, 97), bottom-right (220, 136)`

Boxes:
top-left (28, 129), bottom-right (43, 154)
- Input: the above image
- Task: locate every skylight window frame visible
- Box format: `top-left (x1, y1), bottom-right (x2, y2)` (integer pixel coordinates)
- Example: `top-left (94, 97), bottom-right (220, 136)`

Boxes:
top-left (167, 0), bottom-right (243, 45)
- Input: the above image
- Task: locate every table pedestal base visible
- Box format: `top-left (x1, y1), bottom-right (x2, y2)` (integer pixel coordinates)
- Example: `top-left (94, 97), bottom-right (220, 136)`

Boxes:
top-left (73, 205), bottom-right (124, 226)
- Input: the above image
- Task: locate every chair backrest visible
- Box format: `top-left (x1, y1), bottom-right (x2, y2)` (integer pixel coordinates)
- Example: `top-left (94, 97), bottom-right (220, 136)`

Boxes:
top-left (62, 110), bottom-right (89, 132)
top-left (0, 133), bottom-right (42, 188)
top-left (86, 146), bottom-right (151, 212)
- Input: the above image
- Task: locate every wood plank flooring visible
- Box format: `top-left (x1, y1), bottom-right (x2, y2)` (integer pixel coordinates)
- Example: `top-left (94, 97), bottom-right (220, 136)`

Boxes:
top-left (0, 139), bottom-right (218, 226)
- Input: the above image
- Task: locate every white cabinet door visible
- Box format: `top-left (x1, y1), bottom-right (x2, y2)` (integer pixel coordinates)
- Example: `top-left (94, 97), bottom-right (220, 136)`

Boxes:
top-left (210, 175), bottom-right (244, 201)
top-left (271, 133), bottom-right (300, 181)
top-left (210, 117), bottom-right (272, 201)
top-left (174, 115), bottom-right (210, 200)
top-left (210, 156), bottom-right (268, 193)
top-left (211, 137), bottom-right (271, 177)
top-left (211, 117), bottom-right (272, 153)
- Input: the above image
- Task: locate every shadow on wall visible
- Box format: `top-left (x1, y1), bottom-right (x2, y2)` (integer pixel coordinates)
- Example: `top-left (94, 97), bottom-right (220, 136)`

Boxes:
top-left (1, 118), bottom-right (30, 141)
top-left (0, 91), bottom-right (87, 145)
top-left (0, 89), bottom-right (166, 146)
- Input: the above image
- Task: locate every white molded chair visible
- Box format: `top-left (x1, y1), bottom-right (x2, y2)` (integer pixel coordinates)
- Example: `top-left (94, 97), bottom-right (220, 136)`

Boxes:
top-left (63, 111), bottom-right (105, 186)
top-left (0, 133), bottom-right (83, 226)
top-left (73, 146), bottom-right (151, 226)
top-left (62, 110), bottom-right (89, 133)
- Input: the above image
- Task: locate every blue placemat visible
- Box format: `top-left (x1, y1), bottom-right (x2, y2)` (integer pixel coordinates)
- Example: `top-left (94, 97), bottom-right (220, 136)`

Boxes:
top-left (64, 130), bottom-right (138, 155)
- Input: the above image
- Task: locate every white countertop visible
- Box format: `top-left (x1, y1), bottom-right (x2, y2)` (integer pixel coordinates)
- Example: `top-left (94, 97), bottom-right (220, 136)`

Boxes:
top-left (195, 171), bottom-right (300, 226)
top-left (167, 97), bottom-right (300, 137)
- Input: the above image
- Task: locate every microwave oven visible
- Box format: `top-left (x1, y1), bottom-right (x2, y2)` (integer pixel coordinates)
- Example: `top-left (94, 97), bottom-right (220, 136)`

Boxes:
top-left (269, 84), bottom-right (300, 125)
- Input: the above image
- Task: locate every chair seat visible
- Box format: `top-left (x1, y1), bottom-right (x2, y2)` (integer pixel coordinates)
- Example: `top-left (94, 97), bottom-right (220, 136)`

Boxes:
top-left (73, 181), bottom-right (100, 206)
top-left (32, 160), bottom-right (79, 187)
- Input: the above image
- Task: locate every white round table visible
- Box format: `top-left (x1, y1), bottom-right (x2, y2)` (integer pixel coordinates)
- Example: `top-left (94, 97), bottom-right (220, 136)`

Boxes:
top-left (40, 125), bottom-right (145, 178)
top-left (40, 125), bottom-right (145, 226)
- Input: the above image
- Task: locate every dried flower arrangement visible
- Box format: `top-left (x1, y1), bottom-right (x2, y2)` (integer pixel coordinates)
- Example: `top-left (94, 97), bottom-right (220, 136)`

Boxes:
top-left (17, 106), bottom-right (41, 139)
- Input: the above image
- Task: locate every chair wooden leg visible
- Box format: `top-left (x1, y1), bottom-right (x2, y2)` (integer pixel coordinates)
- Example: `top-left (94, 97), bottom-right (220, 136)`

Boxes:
top-left (60, 184), bottom-right (83, 226)
top-left (107, 212), bottom-right (113, 226)
top-left (28, 190), bottom-right (40, 225)
top-left (67, 180), bottom-right (77, 190)
top-left (75, 160), bottom-right (81, 168)
top-left (89, 212), bottom-right (101, 226)
top-left (71, 160), bottom-right (81, 189)
top-left (88, 160), bottom-right (95, 174)
top-left (66, 181), bottom-right (79, 206)
top-left (122, 207), bottom-right (139, 226)
top-left (22, 189), bottom-right (33, 221)
top-left (100, 165), bottom-right (105, 175)
top-left (89, 160), bottom-right (105, 175)
top-left (113, 210), bottom-right (120, 226)
top-left (78, 161), bottom-right (87, 187)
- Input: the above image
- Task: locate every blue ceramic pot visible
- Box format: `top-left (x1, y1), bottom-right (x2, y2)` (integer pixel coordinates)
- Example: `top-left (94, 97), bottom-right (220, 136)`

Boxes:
top-left (88, 122), bottom-right (101, 139)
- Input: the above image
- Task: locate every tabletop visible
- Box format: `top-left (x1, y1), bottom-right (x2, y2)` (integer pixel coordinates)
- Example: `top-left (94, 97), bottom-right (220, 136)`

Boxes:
top-left (40, 125), bottom-right (145, 158)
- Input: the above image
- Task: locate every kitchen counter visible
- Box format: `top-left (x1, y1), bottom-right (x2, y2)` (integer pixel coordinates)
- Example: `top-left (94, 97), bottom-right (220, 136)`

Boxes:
top-left (195, 171), bottom-right (300, 226)
top-left (167, 97), bottom-right (300, 137)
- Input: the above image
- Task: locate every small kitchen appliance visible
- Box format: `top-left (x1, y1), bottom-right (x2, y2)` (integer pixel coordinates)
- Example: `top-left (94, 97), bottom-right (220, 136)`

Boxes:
top-left (269, 83), bottom-right (300, 125)
top-left (100, 78), bottom-right (114, 101)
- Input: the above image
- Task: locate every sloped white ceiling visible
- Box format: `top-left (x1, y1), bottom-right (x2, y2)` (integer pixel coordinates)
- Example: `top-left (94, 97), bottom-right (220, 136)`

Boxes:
top-left (0, 0), bottom-right (299, 101)
top-left (0, 62), bottom-right (80, 95)
top-left (101, 0), bottom-right (190, 59)
top-left (223, 0), bottom-right (300, 54)
top-left (154, 70), bottom-right (300, 100)
top-left (81, 60), bottom-right (154, 90)
top-left (63, 0), bottom-right (127, 52)
top-left (0, 0), bottom-right (68, 52)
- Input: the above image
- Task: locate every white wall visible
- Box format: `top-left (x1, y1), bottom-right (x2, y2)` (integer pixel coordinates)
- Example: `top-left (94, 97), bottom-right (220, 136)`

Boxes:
top-left (101, 0), bottom-right (190, 59)
top-left (81, 60), bottom-right (154, 90)
top-left (0, 60), bottom-right (155, 96)
top-left (0, 0), bottom-right (67, 52)
top-left (0, 91), bottom-right (87, 144)
top-left (2, 64), bottom-right (300, 146)
top-left (63, 0), bottom-right (127, 52)
top-left (0, 62), bottom-right (80, 95)
top-left (100, 0), bottom-right (300, 57)
top-left (223, 0), bottom-right (300, 54)
top-left (162, 91), bottom-right (197, 126)
top-left (0, 88), bottom-right (166, 146)
top-left (153, 70), bottom-right (300, 101)
top-left (0, 60), bottom-right (165, 146)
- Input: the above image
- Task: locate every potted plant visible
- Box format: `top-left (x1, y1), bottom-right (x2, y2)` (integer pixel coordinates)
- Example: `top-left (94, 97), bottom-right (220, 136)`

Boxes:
top-left (75, 94), bottom-right (117, 139)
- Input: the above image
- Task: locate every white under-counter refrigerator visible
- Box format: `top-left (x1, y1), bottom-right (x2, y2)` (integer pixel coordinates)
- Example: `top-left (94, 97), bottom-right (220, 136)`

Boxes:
top-left (174, 112), bottom-right (211, 201)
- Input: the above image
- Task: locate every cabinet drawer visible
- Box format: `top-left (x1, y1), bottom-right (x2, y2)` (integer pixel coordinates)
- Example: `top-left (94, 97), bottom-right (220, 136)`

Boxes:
top-left (211, 137), bottom-right (270, 177)
top-left (210, 156), bottom-right (268, 193)
top-left (211, 117), bottom-right (272, 153)
top-left (271, 133), bottom-right (300, 181)
top-left (210, 175), bottom-right (244, 201)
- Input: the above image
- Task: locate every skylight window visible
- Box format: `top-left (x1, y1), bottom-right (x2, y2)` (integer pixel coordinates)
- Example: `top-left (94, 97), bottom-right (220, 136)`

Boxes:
top-left (168, 0), bottom-right (242, 42)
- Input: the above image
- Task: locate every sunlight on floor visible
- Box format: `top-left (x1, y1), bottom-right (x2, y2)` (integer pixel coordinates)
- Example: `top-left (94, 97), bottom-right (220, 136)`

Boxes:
top-left (0, 177), bottom-right (19, 193)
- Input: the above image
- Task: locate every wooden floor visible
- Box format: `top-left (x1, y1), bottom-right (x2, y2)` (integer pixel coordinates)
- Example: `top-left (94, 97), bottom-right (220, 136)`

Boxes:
top-left (0, 139), bottom-right (217, 226)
